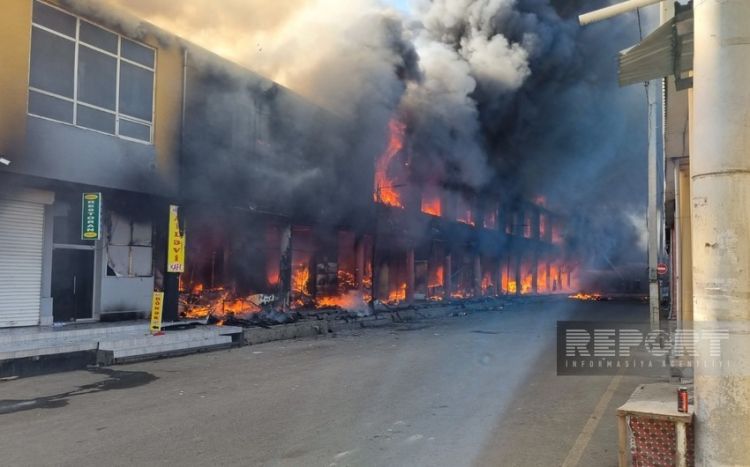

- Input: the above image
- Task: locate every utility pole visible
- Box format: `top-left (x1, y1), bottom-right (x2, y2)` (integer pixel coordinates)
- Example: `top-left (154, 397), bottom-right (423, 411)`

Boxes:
top-left (691, 1), bottom-right (750, 463)
top-left (646, 79), bottom-right (660, 328)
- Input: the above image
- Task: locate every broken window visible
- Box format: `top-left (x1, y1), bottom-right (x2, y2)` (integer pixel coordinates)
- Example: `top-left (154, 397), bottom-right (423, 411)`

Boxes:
top-left (106, 212), bottom-right (153, 278)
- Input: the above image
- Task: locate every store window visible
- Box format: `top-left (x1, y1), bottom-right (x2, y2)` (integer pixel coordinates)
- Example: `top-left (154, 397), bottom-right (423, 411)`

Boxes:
top-left (28, 1), bottom-right (155, 143)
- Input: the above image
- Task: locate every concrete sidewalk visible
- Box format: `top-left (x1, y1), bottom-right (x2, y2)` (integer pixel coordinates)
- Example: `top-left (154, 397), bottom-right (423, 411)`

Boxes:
top-left (0, 322), bottom-right (241, 378)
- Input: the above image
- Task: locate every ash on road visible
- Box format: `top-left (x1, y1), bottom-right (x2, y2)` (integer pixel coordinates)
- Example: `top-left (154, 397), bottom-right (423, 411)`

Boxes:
top-left (0, 299), bottom-right (660, 467)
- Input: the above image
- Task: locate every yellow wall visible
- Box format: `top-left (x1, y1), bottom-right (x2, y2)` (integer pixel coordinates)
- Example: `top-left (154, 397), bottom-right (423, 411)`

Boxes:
top-left (152, 41), bottom-right (184, 190)
top-left (0, 0), bottom-right (32, 161)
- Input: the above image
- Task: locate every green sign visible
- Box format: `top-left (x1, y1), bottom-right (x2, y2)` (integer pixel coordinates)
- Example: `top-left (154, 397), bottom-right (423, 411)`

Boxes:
top-left (81, 193), bottom-right (102, 240)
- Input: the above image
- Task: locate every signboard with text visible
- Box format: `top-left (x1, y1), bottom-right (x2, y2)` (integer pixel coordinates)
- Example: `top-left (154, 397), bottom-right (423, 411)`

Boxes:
top-left (150, 292), bottom-right (164, 333)
top-left (81, 193), bottom-right (102, 240)
top-left (167, 205), bottom-right (185, 273)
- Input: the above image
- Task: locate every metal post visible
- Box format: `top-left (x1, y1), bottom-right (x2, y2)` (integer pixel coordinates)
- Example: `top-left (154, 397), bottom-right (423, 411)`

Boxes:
top-left (647, 79), bottom-right (660, 328)
top-left (579, 0), bottom-right (663, 25)
top-left (693, 1), bottom-right (750, 463)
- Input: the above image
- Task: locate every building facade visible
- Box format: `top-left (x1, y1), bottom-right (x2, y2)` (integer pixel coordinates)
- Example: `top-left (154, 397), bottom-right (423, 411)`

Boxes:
top-left (0, 0), bottom-right (184, 327)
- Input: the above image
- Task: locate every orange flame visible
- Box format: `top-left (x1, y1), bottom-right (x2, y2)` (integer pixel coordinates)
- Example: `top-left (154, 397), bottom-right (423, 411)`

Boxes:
top-left (538, 262), bottom-right (548, 293)
top-left (374, 119), bottom-right (406, 208)
top-left (569, 292), bottom-right (602, 301)
top-left (549, 264), bottom-right (561, 292)
top-left (521, 275), bottom-right (533, 294)
top-left (387, 283), bottom-right (407, 303)
top-left (181, 285), bottom-right (262, 323)
top-left (291, 262), bottom-right (311, 308)
top-left (451, 289), bottom-right (471, 299)
top-left (427, 265), bottom-right (444, 299)
top-left (292, 263), bottom-right (310, 296)
top-left (430, 265), bottom-right (444, 288)
top-left (421, 189), bottom-right (442, 217)
top-left (316, 290), bottom-right (369, 311)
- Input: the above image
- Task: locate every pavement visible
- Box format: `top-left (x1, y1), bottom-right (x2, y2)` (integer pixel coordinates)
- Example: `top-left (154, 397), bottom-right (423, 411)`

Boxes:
top-left (0, 298), bottom-right (664, 467)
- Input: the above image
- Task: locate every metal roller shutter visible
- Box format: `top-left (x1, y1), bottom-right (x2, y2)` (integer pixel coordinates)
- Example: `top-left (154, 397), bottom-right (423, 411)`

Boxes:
top-left (0, 199), bottom-right (44, 327)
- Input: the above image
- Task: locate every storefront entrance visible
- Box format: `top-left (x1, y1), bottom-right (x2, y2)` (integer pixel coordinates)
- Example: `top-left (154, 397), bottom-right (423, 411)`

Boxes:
top-left (51, 247), bottom-right (94, 322)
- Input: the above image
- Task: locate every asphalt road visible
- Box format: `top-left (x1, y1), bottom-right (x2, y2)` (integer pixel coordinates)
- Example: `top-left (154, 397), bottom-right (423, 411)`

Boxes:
top-left (0, 298), bottom-right (663, 467)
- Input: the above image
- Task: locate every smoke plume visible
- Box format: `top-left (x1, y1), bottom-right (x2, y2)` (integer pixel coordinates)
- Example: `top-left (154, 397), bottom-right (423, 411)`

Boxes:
top-left (98, 0), bottom-right (650, 274)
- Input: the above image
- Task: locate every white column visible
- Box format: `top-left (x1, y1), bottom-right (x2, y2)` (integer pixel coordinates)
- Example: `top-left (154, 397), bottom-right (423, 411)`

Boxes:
top-left (693, 0), bottom-right (750, 464)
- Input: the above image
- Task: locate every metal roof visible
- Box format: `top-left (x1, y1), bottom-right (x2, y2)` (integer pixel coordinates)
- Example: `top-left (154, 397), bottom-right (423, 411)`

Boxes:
top-left (618, 4), bottom-right (693, 88)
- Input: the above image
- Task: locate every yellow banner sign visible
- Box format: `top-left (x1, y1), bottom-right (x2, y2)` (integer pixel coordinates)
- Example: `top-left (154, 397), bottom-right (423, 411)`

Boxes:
top-left (150, 292), bottom-right (164, 333)
top-left (167, 205), bottom-right (185, 273)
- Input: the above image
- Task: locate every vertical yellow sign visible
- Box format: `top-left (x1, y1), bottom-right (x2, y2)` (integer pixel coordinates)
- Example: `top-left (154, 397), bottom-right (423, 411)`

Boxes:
top-left (167, 205), bottom-right (185, 273)
top-left (150, 292), bottom-right (164, 333)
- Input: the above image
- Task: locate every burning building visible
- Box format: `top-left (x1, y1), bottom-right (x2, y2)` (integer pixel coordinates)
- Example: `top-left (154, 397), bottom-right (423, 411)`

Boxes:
top-left (0, 0), bottom-right (623, 331)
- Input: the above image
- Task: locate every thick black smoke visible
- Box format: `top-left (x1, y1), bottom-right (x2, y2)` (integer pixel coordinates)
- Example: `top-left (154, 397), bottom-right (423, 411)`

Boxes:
top-left (94, 0), bottom-right (650, 276)
top-left (401, 0), bottom-right (649, 271)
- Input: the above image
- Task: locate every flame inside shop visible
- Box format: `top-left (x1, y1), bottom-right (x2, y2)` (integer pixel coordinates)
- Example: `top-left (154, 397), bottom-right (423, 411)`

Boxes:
top-left (177, 116), bottom-right (586, 325)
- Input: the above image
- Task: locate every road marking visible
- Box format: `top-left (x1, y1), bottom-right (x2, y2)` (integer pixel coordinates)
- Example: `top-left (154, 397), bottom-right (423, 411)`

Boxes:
top-left (561, 374), bottom-right (624, 467)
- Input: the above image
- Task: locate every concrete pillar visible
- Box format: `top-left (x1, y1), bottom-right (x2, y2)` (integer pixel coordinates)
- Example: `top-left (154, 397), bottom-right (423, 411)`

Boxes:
top-left (406, 249), bottom-right (415, 303)
top-left (693, 1), bottom-right (750, 463)
top-left (443, 254), bottom-right (452, 299)
top-left (473, 255), bottom-right (482, 296)
top-left (678, 166), bottom-right (693, 323)
top-left (277, 225), bottom-right (293, 311)
top-left (355, 235), bottom-right (365, 291)
top-left (378, 261), bottom-right (389, 301)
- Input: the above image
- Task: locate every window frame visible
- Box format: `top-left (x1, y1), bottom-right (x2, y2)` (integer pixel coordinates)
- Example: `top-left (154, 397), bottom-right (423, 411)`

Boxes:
top-left (27, 0), bottom-right (157, 145)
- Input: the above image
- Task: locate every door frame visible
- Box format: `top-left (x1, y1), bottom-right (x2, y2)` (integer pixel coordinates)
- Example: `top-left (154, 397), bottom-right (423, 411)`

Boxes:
top-left (52, 242), bottom-right (98, 322)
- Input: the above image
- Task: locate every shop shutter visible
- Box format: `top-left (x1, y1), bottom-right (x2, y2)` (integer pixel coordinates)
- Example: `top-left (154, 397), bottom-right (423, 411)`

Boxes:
top-left (0, 199), bottom-right (44, 327)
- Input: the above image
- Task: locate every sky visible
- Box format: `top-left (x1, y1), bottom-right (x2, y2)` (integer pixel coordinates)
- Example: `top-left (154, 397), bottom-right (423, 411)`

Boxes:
top-left (384, 0), bottom-right (411, 14)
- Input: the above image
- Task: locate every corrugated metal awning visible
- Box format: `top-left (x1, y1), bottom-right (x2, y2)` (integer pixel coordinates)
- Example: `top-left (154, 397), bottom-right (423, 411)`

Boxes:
top-left (619, 5), bottom-right (693, 88)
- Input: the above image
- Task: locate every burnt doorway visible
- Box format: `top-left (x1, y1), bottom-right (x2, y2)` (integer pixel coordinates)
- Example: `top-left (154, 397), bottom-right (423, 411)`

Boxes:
top-left (52, 248), bottom-right (94, 322)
